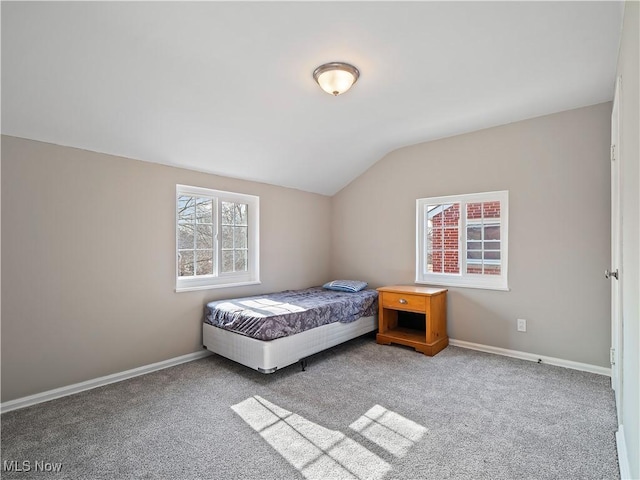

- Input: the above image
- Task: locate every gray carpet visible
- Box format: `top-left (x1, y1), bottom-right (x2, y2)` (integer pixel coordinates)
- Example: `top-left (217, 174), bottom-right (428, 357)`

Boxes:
top-left (1, 336), bottom-right (619, 479)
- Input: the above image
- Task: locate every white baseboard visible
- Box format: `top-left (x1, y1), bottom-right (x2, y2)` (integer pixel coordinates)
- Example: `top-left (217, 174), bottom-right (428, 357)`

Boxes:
top-left (449, 339), bottom-right (611, 376)
top-left (0, 341), bottom-right (611, 414)
top-left (0, 350), bottom-right (212, 414)
top-left (616, 426), bottom-right (631, 479)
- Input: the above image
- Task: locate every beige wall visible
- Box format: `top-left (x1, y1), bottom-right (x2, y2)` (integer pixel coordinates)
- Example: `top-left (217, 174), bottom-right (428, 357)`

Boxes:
top-left (0, 102), bottom-right (619, 405)
top-left (616, 1), bottom-right (639, 477)
top-left (331, 103), bottom-right (612, 368)
top-left (1, 136), bottom-right (332, 402)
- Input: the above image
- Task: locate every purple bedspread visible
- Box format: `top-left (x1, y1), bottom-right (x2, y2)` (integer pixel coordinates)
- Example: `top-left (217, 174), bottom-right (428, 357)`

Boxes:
top-left (204, 287), bottom-right (378, 341)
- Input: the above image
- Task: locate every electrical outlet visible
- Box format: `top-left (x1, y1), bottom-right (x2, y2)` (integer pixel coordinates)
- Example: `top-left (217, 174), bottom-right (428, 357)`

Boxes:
top-left (517, 318), bottom-right (527, 332)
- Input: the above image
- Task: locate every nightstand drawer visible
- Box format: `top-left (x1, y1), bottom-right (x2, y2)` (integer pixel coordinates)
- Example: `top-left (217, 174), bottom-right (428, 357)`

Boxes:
top-left (382, 292), bottom-right (426, 312)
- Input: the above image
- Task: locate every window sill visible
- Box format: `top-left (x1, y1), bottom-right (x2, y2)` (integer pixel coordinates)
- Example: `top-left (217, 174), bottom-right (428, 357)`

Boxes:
top-left (175, 280), bottom-right (261, 293)
top-left (415, 279), bottom-right (510, 292)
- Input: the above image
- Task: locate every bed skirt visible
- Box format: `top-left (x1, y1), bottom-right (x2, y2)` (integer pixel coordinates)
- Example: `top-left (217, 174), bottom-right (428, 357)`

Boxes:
top-left (203, 314), bottom-right (377, 373)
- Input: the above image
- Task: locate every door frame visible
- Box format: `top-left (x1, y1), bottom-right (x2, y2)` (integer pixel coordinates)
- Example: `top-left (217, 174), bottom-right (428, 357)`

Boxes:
top-left (610, 75), bottom-right (622, 423)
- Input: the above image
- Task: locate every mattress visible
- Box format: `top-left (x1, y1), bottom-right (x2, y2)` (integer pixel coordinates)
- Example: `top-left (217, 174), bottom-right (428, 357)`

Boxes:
top-left (204, 287), bottom-right (378, 341)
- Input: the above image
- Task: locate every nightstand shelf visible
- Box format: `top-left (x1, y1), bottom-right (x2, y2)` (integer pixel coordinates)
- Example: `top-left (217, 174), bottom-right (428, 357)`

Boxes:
top-left (376, 285), bottom-right (448, 356)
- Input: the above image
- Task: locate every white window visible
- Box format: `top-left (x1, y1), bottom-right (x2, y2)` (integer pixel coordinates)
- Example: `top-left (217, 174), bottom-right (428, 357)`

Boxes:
top-left (416, 191), bottom-right (508, 291)
top-left (176, 185), bottom-right (260, 292)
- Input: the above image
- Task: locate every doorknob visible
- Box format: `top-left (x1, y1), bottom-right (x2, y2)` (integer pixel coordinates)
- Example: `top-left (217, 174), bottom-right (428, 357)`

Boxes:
top-left (605, 269), bottom-right (619, 280)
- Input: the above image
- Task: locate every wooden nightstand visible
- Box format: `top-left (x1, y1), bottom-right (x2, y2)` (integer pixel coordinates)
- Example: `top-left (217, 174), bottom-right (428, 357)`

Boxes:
top-left (376, 285), bottom-right (448, 356)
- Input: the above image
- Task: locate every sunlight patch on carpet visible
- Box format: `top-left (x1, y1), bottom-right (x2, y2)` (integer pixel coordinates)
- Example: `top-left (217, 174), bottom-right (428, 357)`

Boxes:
top-left (349, 404), bottom-right (427, 458)
top-left (231, 396), bottom-right (391, 480)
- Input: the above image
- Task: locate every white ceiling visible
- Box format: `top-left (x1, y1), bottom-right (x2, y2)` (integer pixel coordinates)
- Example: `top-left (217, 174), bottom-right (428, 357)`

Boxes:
top-left (2, 1), bottom-right (624, 195)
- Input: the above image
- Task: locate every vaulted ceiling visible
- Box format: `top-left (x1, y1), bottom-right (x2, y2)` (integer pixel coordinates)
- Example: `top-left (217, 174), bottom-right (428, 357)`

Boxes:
top-left (2, 2), bottom-right (624, 195)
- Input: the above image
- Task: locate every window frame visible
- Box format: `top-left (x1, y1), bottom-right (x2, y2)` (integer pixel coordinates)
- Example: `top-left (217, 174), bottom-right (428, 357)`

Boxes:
top-left (415, 190), bottom-right (509, 291)
top-left (175, 184), bottom-right (260, 292)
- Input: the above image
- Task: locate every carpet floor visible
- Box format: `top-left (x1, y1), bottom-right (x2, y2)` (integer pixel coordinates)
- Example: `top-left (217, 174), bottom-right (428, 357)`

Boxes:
top-left (1, 335), bottom-right (619, 480)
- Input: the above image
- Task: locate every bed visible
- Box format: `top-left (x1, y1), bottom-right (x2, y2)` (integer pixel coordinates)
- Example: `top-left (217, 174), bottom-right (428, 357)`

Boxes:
top-left (203, 286), bottom-right (378, 373)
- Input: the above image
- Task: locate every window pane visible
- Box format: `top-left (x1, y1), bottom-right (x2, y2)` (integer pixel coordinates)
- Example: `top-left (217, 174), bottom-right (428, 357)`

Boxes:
top-left (484, 251), bottom-right (501, 261)
top-left (427, 205), bottom-right (442, 227)
top-left (178, 223), bottom-right (194, 250)
top-left (234, 204), bottom-right (248, 226)
top-left (467, 251), bottom-right (482, 260)
top-left (467, 241), bottom-right (482, 250)
top-left (178, 250), bottom-right (194, 277)
top-left (426, 204), bottom-right (460, 275)
top-left (483, 201), bottom-right (500, 219)
top-left (467, 225), bottom-right (481, 240)
top-left (178, 196), bottom-right (195, 223)
top-left (222, 226), bottom-right (233, 249)
top-left (196, 197), bottom-right (213, 224)
top-left (221, 202), bottom-right (234, 225)
top-left (426, 227), bottom-right (434, 254)
top-left (432, 251), bottom-right (443, 273)
top-left (196, 225), bottom-right (213, 249)
top-left (444, 228), bottom-right (458, 250)
top-left (467, 202), bottom-right (482, 220)
top-left (444, 250), bottom-right (459, 274)
top-left (442, 203), bottom-right (459, 227)
top-left (195, 250), bottom-right (213, 276)
top-left (222, 251), bottom-right (234, 273)
top-left (484, 241), bottom-right (500, 250)
top-left (467, 264), bottom-right (483, 275)
top-left (432, 227), bottom-right (443, 247)
top-left (484, 265), bottom-right (501, 275)
top-left (234, 227), bottom-right (248, 248)
top-left (234, 250), bottom-right (248, 272)
top-left (484, 225), bottom-right (500, 240)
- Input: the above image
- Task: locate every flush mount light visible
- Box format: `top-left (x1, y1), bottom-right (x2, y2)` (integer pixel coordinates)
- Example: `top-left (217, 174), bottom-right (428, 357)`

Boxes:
top-left (313, 62), bottom-right (360, 96)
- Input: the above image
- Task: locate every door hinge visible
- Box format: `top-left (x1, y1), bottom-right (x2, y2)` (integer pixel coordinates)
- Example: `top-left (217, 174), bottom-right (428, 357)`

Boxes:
top-left (610, 347), bottom-right (616, 365)
top-left (611, 144), bottom-right (616, 162)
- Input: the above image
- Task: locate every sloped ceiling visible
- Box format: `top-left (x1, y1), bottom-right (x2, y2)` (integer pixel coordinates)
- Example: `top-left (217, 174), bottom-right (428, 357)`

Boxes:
top-left (1, 1), bottom-right (624, 195)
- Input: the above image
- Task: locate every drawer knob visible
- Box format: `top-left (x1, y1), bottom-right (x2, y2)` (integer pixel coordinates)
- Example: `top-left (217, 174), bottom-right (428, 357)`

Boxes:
top-left (399, 298), bottom-right (408, 304)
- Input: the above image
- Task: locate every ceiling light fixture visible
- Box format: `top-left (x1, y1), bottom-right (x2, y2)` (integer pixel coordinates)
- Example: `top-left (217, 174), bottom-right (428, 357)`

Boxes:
top-left (313, 62), bottom-right (360, 96)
